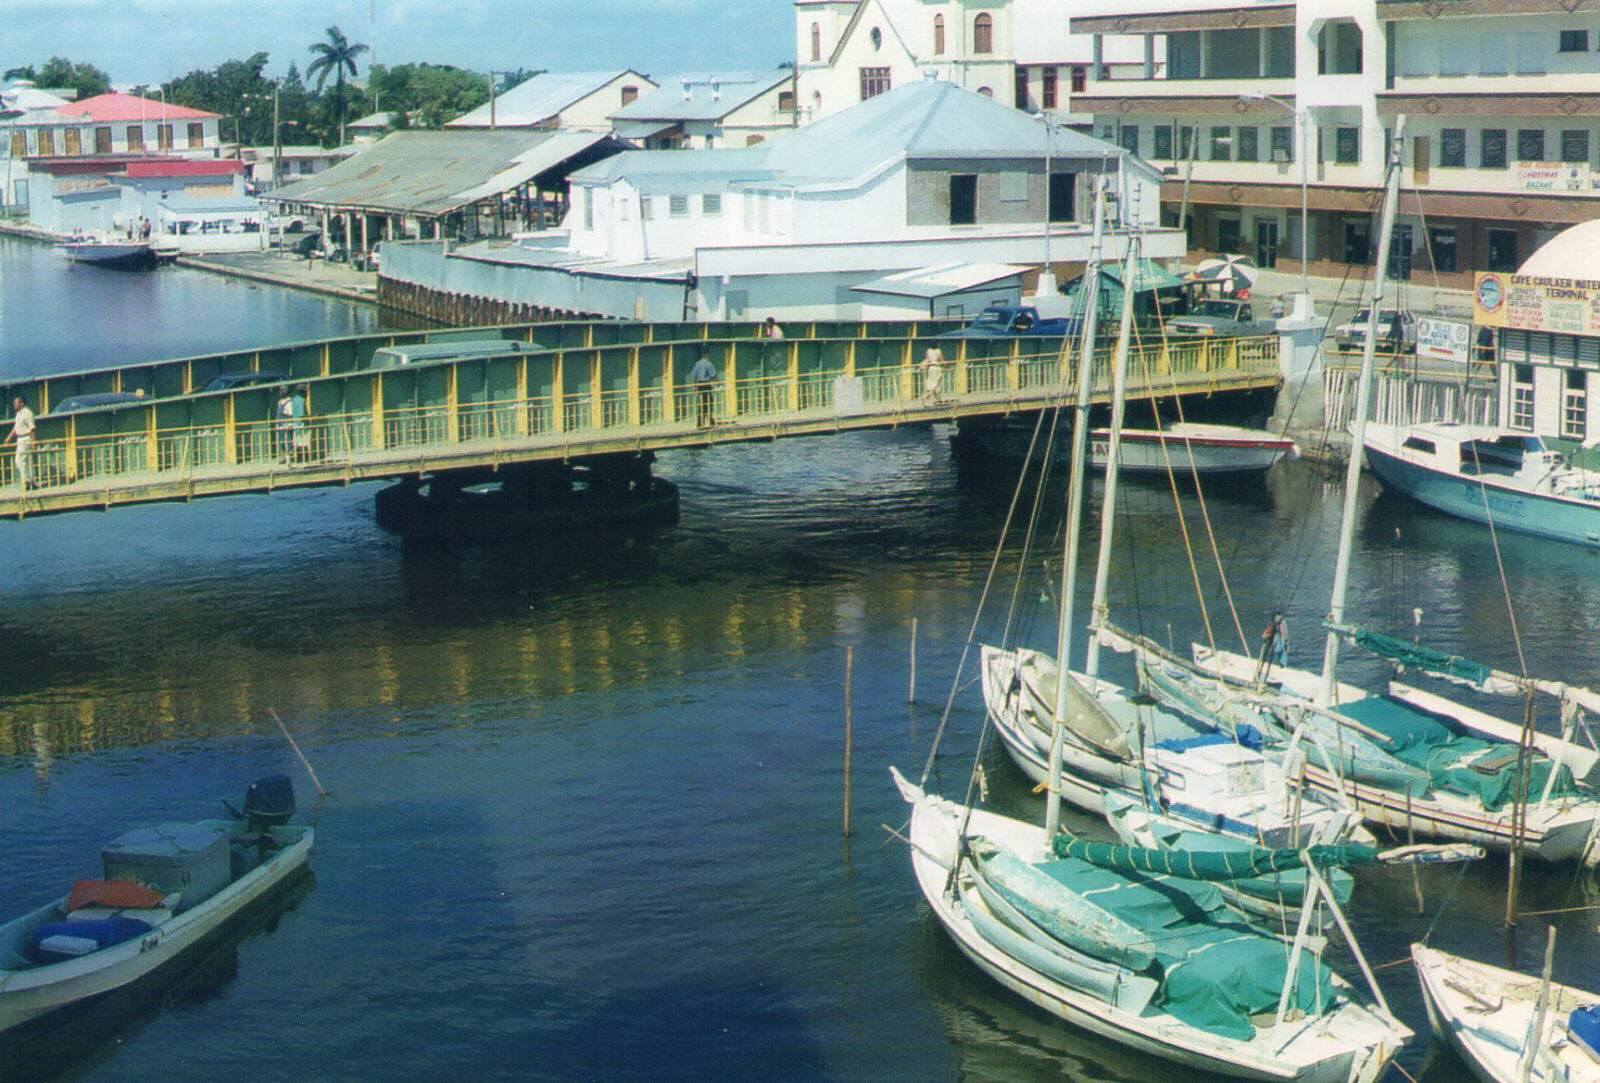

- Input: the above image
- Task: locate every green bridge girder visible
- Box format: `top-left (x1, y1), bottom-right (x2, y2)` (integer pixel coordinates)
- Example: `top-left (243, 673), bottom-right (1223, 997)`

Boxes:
top-left (0, 318), bottom-right (1282, 520)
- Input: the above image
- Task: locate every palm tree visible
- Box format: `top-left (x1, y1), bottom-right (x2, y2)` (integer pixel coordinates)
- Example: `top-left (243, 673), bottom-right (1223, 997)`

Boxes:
top-left (306, 25), bottom-right (368, 146)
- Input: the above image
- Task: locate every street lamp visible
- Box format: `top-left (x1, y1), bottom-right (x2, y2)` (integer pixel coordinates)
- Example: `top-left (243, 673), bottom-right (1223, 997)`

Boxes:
top-left (1240, 90), bottom-right (1308, 300)
top-left (1034, 111), bottom-right (1061, 296)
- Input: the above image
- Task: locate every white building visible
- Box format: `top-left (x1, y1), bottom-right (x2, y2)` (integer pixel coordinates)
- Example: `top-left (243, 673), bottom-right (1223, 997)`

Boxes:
top-left (23, 156), bottom-right (261, 251)
top-left (608, 71), bottom-right (798, 149)
top-left (377, 79), bottom-right (1177, 322)
top-left (793, 0), bottom-right (1149, 125)
top-left (447, 70), bottom-right (658, 132)
top-left (243, 144), bottom-right (358, 190)
top-left (1069, 0), bottom-right (1600, 288)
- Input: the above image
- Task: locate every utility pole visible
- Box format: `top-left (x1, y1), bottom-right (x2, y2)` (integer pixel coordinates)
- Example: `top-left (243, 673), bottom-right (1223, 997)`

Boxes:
top-left (273, 77), bottom-right (281, 190)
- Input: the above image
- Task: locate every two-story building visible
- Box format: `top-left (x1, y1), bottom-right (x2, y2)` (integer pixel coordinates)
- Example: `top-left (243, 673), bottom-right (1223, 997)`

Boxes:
top-left (378, 79), bottom-right (1177, 323)
top-left (1069, 0), bottom-right (1600, 289)
top-left (793, 0), bottom-right (1150, 124)
top-left (6, 93), bottom-right (222, 160)
top-left (608, 71), bottom-right (798, 149)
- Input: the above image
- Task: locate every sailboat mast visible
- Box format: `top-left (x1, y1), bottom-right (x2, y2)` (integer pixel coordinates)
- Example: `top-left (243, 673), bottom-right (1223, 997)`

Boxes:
top-left (1084, 230), bottom-right (1142, 688)
top-left (1319, 118), bottom-right (1407, 707)
top-left (1045, 183), bottom-right (1109, 838)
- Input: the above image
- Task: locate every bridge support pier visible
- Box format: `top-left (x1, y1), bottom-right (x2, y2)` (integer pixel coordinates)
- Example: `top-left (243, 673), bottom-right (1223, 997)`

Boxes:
top-left (373, 452), bottom-right (678, 545)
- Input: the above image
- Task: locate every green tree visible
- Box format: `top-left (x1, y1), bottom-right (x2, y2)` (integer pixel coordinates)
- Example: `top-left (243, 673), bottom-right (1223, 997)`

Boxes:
top-left (164, 52), bottom-right (275, 146)
top-left (3, 65), bottom-right (36, 83)
top-left (367, 62), bottom-right (490, 129)
top-left (306, 25), bottom-right (368, 145)
top-left (24, 57), bottom-right (111, 99)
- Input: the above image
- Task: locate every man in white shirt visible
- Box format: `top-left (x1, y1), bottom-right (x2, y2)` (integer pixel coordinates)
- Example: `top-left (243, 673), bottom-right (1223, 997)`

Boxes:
top-left (4, 396), bottom-right (36, 489)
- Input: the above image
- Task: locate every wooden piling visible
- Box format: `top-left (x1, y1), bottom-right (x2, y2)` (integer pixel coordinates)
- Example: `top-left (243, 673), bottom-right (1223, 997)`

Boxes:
top-left (908, 617), bottom-right (917, 704)
top-left (844, 645), bottom-right (853, 838)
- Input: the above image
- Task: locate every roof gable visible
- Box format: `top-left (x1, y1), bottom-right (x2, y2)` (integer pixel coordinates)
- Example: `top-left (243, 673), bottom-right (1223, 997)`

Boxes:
top-left (576, 80), bottom-right (1136, 191)
top-left (447, 70), bottom-right (653, 128)
top-left (610, 71), bottom-right (791, 123)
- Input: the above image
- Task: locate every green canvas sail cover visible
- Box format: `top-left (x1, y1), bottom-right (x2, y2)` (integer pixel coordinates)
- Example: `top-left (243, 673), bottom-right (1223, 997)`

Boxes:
top-left (1052, 835), bottom-right (1379, 880)
top-left (1026, 848), bottom-right (1334, 1039)
top-left (1342, 625), bottom-right (1493, 689)
top-left (1338, 696), bottom-right (1582, 812)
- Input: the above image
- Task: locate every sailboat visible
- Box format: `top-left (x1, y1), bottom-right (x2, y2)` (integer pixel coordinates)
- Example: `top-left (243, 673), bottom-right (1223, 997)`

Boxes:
top-left (891, 768), bottom-right (1412, 1081)
top-left (1133, 119), bottom-right (1600, 864)
top-left (1411, 935), bottom-right (1600, 1083)
top-left (981, 188), bottom-right (1365, 858)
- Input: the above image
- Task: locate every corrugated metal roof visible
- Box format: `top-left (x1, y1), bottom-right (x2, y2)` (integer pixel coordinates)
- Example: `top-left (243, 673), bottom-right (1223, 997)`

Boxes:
top-left (609, 71), bottom-right (791, 123)
top-left (447, 70), bottom-right (648, 128)
top-left (575, 80), bottom-right (1140, 192)
top-left (263, 130), bottom-right (618, 215)
top-left (851, 262), bottom-right (1028, 299)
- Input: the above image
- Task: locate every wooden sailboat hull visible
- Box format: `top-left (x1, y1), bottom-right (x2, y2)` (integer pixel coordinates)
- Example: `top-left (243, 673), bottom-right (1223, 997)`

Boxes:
top-left (1411, 944), bottom-right (1600, 1083)
top-left (1192, 647), bottom-right (1600, 862)
top-left (892, 769), bottom-right (1409, 1083)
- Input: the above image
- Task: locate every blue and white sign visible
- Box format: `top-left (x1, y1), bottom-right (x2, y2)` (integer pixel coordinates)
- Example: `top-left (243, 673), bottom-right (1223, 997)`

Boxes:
top-left (1416, 316), bottom-right (1471, 364)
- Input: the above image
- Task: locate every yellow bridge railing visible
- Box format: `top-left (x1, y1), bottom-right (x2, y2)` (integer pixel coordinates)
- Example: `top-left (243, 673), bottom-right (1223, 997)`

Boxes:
top-left (0, 333), bottom-right (1280, 508)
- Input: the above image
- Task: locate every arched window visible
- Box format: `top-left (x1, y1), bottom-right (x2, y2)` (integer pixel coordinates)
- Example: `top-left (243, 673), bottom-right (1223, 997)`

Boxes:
top-left (870, 26), bottom-right (882, 51)
top-left (977, 86), bottom-right (993, 98)
top-left (974, 12), bottom-right (993, 54)
top-left (934, 14), bottom-right (945, 55)
top-left (811, 22), bottom-right (822, 62)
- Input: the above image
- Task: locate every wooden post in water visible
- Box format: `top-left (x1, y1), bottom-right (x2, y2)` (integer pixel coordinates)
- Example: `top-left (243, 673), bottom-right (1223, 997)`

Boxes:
top-left (908, 618), bottom-right (917, 704)
top-left (843, 645), bottom-right (854, 838)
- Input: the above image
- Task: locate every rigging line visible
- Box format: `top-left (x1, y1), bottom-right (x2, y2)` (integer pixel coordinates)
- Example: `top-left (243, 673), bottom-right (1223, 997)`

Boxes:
top-left (917, 396), bottom-right (1056, 789)
top-left (1277, 262), bottom-right (1366, 615)
top-left (1136, 315), bottom-right (1249, 654)
top-left (1420, 856), bottom-right (1473, 945)
top-left (1130, 334), bottom-right (1220, 656)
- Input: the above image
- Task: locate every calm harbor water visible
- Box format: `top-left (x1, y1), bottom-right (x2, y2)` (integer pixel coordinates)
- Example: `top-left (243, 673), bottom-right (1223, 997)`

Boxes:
top-left (2, 234), bottom-right (1598, 1082)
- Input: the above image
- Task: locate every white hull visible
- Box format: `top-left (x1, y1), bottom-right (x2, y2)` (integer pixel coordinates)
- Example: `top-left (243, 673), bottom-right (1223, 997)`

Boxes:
top-left (893, 769), bottom-right (1409, 1083)
top-left (982, 645), bottom-right (1361, 850)
top-left (1193, 647), bottom-right (1600, 862)
top-left (1412, 944), bottom-right (1600, 1083)
top-left (1090, 424), bottom-right (1298, 475)
top-left (0, 821), bottom-right (313, 1033)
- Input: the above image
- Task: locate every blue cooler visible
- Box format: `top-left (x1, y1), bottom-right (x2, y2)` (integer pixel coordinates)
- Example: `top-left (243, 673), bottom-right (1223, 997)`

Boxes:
top-left (1570, 1005), bottom-right (1600, 1060)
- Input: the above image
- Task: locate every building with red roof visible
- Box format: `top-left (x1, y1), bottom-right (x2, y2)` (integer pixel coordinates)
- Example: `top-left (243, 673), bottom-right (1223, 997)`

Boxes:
top-left (5, 91), bottom-right (223, 163)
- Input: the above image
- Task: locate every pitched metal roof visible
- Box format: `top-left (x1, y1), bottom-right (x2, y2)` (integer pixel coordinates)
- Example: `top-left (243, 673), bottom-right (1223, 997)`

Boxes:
top-left (852, 262), bottom-right (1028, 299)
top-left (446, 70), bottom-right (650, 128)
top-left (576, 80), bottom-right (1138, 191)
top-left (609, 71), bottom-right (791, 123)
top-left (263, 130), bottom-right (621, 216)
top-left (57, 92), bottom-right (217, 122)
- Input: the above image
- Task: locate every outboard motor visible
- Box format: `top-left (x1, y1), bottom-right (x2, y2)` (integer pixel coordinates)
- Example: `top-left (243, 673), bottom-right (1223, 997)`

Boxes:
top-left (242, 774), bottom-right (297, 829)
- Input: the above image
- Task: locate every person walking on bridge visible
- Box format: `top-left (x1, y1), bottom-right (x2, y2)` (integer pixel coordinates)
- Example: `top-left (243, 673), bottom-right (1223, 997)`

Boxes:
top-left (4, 395), bottom-right (36, 490)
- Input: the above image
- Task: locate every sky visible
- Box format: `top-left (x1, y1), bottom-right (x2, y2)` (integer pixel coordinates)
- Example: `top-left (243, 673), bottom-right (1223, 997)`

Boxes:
top-left (3, 0), bottom-right (798, 88)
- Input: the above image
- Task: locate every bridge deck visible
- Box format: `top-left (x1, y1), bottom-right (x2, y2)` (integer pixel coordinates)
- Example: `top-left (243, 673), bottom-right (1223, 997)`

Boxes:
top-left (1, 320), bottom-right (1280, 519)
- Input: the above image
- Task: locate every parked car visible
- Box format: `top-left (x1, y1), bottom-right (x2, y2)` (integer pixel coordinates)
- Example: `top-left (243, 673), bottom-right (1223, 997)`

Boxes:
top-left (1334, 308), bottom-right (1417, 353)
top-left (1165, 299), bottom-right (1276, 338)
top-left (52, 391), bottom-right (147, 414)
top-left (936, 304), bottom-right (1080, 339)
top-left (202, 371), bottom-right (288, 392)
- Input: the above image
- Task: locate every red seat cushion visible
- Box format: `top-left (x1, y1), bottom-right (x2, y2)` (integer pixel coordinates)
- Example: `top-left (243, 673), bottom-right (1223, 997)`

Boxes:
top-left (65, 879), bottom-right (166, 913)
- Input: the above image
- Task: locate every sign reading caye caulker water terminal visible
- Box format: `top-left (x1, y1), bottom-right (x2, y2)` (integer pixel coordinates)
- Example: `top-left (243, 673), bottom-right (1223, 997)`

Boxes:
top-left (1474, 271), bottom-right (1600, 334)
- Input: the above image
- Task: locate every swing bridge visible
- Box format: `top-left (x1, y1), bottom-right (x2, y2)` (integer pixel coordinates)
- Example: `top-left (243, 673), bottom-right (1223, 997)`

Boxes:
top-left (0, 317), bottom-right (1282, 521)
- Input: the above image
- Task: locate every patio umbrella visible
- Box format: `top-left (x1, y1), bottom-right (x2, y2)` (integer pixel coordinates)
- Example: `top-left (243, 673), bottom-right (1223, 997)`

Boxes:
top-left (1189, 255), bottom-right (1259, 294)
